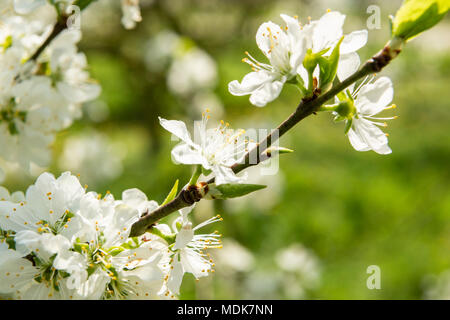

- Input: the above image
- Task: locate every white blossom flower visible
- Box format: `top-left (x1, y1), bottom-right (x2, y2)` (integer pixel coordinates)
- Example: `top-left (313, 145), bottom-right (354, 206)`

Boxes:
top-left (0, 79), bottom-right (55, 172)
top-left (0, 172), bottom-right (168, 300)
top-left (167, 47), bottom-right (218, 96)
top-left (276, 243), bottom-right (321, 284)
top-left (144, 30), bottom-right (180, 72)
top-left (58, 131), bottom-right (124, 185)
top-left (0, 238), bottom-right (78, 299)
top-left (0, 9), bottom-right (100, 174)
top-left (0, 172), bottom-right (85, 237)
top-left (157, 206), bottom-right (222, 296)
top-left (66, 187), bottom-right (165, 299)
top-left (159, 111), bottom-right (249, 185)
top-left (121, 0), bottom-right (142, 30)
top-left (0, 172), bottom-right (89, 299)
top-left (44, 30), bottom-right (101, 105)
top-left (229, 12), bottom-right (367, 106)
top-left (422, 271), bottom-right (450, 300)
top-left (13, 0), bottom-right (47, 14)
top-left (335, 76), bottom-right (396, 155)
top-left (228, 14), bottom-right (307, 107)
top-left (212, 238), bottom-right (254, 273)
top-left (296, 11), bottom-right (368, 87)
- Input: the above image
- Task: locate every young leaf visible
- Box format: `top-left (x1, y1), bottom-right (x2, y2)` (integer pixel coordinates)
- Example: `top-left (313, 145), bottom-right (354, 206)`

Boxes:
top-left (161, 179), bottom-right (179, 206)
top-left (207, 183), bottom-right (267, 199)
top-left (393, 0), bottom-right (450, 41)
top-left (318, 37), bottom-right (344, 92)
top-left (264, 146), bottom-right (294, 158)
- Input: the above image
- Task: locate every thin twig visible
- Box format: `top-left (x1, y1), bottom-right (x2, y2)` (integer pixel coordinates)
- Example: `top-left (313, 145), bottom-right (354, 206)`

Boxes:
top-left (129, 39), bottom-right (403, 237)
top-left (27, 0), bottom-right (99, 62)
top-left (28, 18), bottom-right (68, 62)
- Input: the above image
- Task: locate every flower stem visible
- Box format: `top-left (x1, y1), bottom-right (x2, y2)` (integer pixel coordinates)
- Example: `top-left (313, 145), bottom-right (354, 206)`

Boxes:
top-left (318, 104), bottom-right (339, 112)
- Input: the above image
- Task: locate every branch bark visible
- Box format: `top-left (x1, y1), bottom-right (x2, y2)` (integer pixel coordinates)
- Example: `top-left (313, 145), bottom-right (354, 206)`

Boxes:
top-left (129, 38), bottom-right (403, 237)
top-left (27, 0), bottom-right (98, 62)
top-left (28, 18), bottom-right (68, 62)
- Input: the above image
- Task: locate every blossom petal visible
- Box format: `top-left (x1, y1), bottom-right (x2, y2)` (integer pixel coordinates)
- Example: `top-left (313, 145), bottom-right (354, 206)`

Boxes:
top-left (256, 22), bottom-right (288, 58)
top-left (351, 119), bottom-right (392, 154)
top-left (57, 82), bottom-right (101, 104)
top-left (312, 11), bottom-right (345, 52)
top-left (356, 77), bottom-right (394, 116)
top-left (340, 30), bottom-right (368, 54)
top-left (280, 14), bottom-right (307, 69)
top-left (180, 248), bottom-right (211, 279)
top-left (122, 188), bottom-right (148, 212)
top-left (347, 127), bottom-right (371, 152)
top-left (213, 165), bottom-right (244, 185)
top-left (167, 258), bottom-right (184, 295)
top-left (159, 117), bottom-right (195, 146)
top-left (179, 204), bottom-right (195, 222)
top-left (228, 71), bottom-right (272, 96)
top-left (174, 228), bottom-right (194, 250)
top-left (13, 0), bottom-right (46, 14)
top-left (171, 143), bottom-right (204, 165)
top-left (337, 52), bottom-right (360, 85)
top-left (280, 14), bottom-right (302, 43)
top-left (249, 79), bottom-right (285, 107)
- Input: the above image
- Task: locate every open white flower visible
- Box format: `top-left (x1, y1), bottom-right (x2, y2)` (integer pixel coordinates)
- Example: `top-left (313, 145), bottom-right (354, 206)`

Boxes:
top-left (0, 172), bottom-right (89, 300)
top-left (66, 188), bottom-right (165, 299)
top-left (45, 30), bottom-right (101, 105)
top-left (296, 11), bottom-right (367, 88)
top-left (13, 0), bottom-right (47, 14)
top-left (156, 206), bottom-right (222, 296)
top-left (0, 9), bottom-right (100, 174)
top-left (167, 47), bottom-right (218, 97)
top-left (228, 14), bottom-right (307, 107)
top-left (159, 111), bottom-right (249, 185)
top-left (0, 172), bottom-right (85, 237)
top-left (0, 238), bottom-right (78, 299)
top-left (0, 172), bottom-right (167, 300)
top-left (336, 76), bottom-right (396, 155)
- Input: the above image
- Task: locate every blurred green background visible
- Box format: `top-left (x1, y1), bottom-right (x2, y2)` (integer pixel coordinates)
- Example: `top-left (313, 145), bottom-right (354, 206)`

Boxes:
top-left (4, 0), bottom-right (450, 299)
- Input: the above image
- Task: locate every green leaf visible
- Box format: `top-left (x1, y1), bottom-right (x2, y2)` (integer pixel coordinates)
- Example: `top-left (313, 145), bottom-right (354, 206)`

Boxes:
top-left (161, 179), bottom-right (178, 206)
top-left (208, 183), bottom-right (267, 199)
top-left (149, 226), bottom-right (176, 244)
top-left (393, 0), bottom-right (450, 40)
top-left (318, 37), bottom-right (343, 92)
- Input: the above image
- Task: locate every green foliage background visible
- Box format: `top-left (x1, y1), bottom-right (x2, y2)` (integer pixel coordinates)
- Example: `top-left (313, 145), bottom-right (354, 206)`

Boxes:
top-left (5, 0), bottom-right (450, 299)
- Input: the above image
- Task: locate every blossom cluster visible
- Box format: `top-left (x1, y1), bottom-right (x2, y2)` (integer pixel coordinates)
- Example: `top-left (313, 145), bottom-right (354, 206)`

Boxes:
top-left (0, 0), bottom-right (434, 299)
top-left (0, 172), bottom-right (222, 299)
top-left (0, 1), bottom-right (100, 181)
top-left (229, 11), bottom-right (397, 154)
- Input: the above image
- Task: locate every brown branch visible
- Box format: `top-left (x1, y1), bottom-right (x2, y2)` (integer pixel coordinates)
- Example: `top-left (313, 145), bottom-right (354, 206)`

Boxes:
top-left (27, 0), bottom-right (100, 62)
top-left (129, 38), bottom-right (403, 237)
top-left (28, 18), bottom-right (68, 62)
